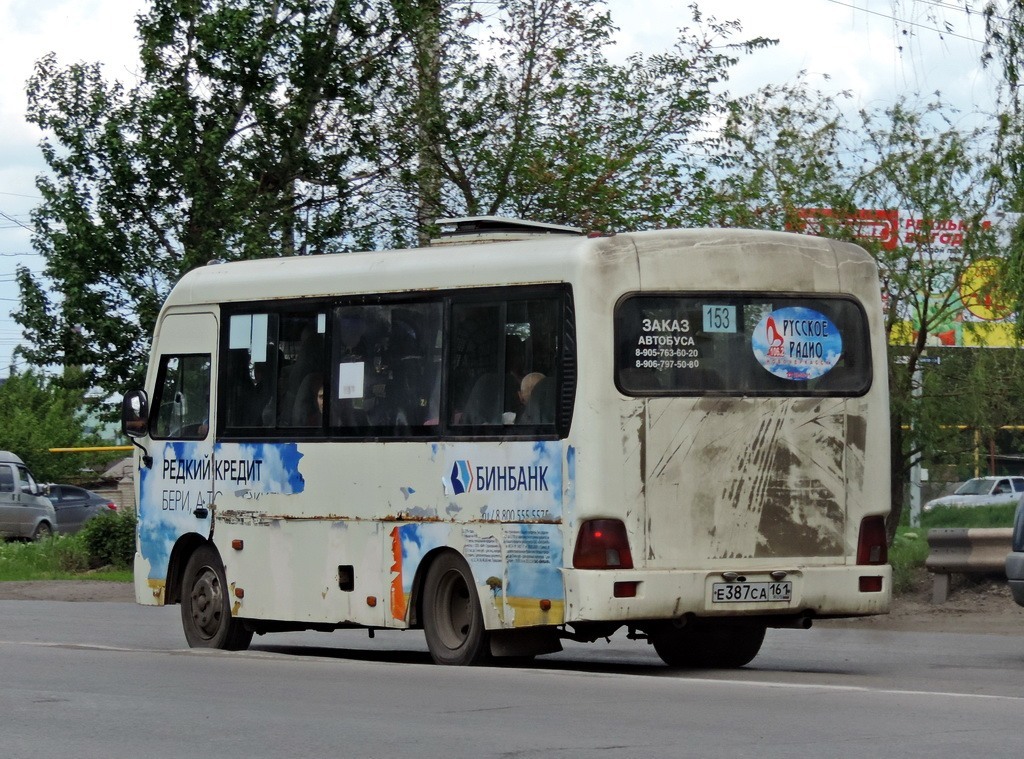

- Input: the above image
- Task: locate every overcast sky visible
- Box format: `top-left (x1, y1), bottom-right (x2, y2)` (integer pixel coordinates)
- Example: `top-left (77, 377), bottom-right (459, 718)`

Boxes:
top-left (0, 0), bottom-right (1001, 377)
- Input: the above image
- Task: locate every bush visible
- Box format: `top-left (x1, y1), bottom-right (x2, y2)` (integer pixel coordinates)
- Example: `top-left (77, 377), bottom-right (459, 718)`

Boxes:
top-left (79, 512), bottom-right (137, 569)
top-left (890, 529), bottom-right (929, 594)
top-left (53, 536), bottom-right (90, 573)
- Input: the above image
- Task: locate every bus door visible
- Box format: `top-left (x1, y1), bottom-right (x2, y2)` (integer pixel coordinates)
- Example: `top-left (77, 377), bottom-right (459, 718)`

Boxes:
top-left (137, 312), bottom-right (218, 597)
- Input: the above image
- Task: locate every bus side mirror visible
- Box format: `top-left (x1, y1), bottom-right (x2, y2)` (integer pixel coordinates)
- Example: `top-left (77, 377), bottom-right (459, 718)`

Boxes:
top-left (122, 389), bottom-right (150, 439)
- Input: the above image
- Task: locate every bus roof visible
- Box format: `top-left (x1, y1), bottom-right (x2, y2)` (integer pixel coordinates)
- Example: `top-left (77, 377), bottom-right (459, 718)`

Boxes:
top-left (163, 227), bottom-right (874, 310)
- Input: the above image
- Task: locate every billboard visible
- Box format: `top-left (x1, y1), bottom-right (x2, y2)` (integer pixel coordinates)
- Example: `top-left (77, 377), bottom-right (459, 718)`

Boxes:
top-left (795, 209), bottom-right (1022, 348)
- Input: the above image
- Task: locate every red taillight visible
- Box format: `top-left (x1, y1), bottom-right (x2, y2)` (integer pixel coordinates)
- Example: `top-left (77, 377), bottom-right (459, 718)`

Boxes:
top-left (856, 515), bottom-right (888, 565)
top-left (573, 519), bottom-right (633, 569)
top-left (106, 502), bottom-right (118, 511)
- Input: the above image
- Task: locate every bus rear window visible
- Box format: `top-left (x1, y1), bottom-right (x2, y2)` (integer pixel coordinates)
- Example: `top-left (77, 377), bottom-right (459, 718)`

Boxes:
top-left (615, 294), bottom-right (872, 396)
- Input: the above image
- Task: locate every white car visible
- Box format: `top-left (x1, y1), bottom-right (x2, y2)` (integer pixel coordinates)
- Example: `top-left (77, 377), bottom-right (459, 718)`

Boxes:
top-left (922, 476), bottom-right (1024, 512)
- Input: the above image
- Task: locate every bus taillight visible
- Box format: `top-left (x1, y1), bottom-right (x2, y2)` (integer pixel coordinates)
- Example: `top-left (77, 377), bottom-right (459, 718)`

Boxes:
top-left (573, 519), bottom-right (634, 569)
top-left (856, 516), bottom-right (888, 565)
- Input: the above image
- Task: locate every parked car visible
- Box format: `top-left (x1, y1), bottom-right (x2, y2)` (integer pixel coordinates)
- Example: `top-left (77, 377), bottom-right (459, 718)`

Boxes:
top-left (922, 476), bottom-right (1024, 512)
top-left (46, 485), bottom-right (118, 534)
top-left (1007, 498), bottom-right (1024, 608)
top-left (0, 451), bottom-right (56, 541)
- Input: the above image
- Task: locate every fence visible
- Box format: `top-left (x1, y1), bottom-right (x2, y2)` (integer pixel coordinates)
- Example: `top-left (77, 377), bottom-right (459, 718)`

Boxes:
top-left (924, 527), bottom-right (1012, 603)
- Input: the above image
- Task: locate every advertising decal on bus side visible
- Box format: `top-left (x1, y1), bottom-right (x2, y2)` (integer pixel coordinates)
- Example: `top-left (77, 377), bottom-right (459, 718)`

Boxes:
top-left (440, 441), bottom-right (563, 521)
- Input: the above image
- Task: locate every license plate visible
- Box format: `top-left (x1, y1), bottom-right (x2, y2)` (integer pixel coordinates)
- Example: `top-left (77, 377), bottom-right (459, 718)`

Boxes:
top-left (711, 581), bottom-right (792, 604)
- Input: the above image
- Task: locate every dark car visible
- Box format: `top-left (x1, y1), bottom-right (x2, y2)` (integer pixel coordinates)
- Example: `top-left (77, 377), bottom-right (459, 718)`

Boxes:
top-left (46, 485), bottom-right (118, 534)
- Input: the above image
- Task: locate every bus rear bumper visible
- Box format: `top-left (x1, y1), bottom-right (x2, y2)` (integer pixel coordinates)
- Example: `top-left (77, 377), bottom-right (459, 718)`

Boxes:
top-left (562, 564), bottom-right (892, 623)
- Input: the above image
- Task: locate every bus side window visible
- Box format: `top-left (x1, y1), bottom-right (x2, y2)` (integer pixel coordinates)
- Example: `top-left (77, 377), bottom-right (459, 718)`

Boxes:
top-left (384, 304), bottom-right (442, 431)
top-left (279, 313), bottom-right (326, 428)
top-left (330, 303), bottom-right (442, 433)
top-left (151, 355), bottom-right (211, 440)
top-left (450, 296), bottom-right (561, 430)
top-left (449, 303), bottom-right (503, 426)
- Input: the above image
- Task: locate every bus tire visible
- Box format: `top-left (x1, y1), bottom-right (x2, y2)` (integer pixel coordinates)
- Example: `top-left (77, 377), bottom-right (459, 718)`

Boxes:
top-left (180, 544), bottom-right (253, 651)
top-left (651, 622), bottom-right (765, 669)
top-left (422, 552), bottom-right (489, 666)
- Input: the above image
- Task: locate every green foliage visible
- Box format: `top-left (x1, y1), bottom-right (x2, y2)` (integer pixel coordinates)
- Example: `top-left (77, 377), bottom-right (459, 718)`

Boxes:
top-left (19, 0), bottom-right (400, 402)
top-left (0, 369), bottom-right (89, 481)
top-left (380, 1), bottom-right (775, 238)
top-left (890, 528), bottom-right (929, 595)
top-left (52, 536), bottom-right (91, 574)
top-left (79, 512), bottom-right (137, 569)
top-left (983, 3), bottom-right (1024, 340)
top-left (0, 533), bottom-right (131, 581)
top-left (0, 538), bottom-right (65, 580)
top-left (712, 76), bottom-right (857, 229)
top-left (16, 0), bottom-right (1024, 540)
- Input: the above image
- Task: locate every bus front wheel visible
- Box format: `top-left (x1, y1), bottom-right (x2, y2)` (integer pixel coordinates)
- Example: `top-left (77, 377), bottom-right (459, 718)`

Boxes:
top-left (180, 545), bottom-right (253, 651)
top-left (422, 552), bottom-right (489, 666)
top-left (651, 621), bottom-right (765, 669)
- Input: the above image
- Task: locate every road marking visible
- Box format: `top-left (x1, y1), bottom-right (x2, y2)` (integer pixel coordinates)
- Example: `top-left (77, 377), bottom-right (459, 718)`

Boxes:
top-left (678, 675), bottom-right (1024, 702)
top-left (6, 639), bottom-right (1023, 703)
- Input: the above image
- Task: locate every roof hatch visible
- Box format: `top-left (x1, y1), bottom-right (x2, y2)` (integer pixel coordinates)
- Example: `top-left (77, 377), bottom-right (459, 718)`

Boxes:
top-left (433, 216), bottom-right (583, 245)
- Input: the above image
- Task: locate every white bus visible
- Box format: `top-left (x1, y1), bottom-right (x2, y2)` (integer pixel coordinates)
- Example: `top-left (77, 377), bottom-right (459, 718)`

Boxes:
top-left (122, 219), bottom-right (891, 667)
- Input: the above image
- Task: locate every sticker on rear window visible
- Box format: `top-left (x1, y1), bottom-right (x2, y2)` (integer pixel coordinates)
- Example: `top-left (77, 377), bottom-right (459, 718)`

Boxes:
top-left (752, 307), bottom-right (842, 381)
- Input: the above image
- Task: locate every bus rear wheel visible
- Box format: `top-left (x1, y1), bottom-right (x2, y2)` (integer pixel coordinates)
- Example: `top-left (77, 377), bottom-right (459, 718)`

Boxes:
top-left (422, 552), bottom-right (489, 666)
top-left (180, 545), bottom-right (253, 651)
top-left (651, 621), bottom-right (765, 669)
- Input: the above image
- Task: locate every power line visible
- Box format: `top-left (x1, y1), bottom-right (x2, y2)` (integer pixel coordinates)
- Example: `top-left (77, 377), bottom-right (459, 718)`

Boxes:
top-left (0, 211), bottom-right (32, 233)
top-left (908, 0), bottom-right (1010, 26)
top-left (825, 0), bottom-right (986, 44)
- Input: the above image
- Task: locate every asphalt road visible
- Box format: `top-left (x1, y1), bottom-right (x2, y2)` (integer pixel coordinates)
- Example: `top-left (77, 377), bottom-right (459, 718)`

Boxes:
top-left (2, 600), bottom-right (1022, 759)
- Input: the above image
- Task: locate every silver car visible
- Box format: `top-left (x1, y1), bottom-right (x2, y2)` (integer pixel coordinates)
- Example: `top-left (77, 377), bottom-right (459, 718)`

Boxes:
top-left (0, 451), bottom-right (56, 540)
top-left (922, 476), bottom-right (1024, 512)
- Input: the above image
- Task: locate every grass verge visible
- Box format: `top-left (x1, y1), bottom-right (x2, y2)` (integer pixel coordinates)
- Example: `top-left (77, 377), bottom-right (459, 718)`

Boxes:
top-left (0, 537), bottom-right (131, 582)
top-left (0, 513), bottom-right (135, 582)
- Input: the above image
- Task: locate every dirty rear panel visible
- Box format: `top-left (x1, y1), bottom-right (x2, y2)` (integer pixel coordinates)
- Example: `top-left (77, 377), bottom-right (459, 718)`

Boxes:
top-left (640, 395), bottom-right (864, 567)
top-left (620, 231), bottom-right (887, 573)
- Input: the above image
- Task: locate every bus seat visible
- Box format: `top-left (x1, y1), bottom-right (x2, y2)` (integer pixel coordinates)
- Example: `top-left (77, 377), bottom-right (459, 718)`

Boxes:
top-left (461, 373), bottom-right (503, 425)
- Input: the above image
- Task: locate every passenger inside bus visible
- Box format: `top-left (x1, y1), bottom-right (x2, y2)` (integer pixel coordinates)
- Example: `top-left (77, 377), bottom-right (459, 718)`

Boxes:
top-left (292, 372), bottom-right (324, 427)
top-left (520, 373), bottom-right (554, 424)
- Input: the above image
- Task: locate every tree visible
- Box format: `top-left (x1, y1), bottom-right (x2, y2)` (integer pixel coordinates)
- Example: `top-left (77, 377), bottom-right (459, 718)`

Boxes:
top-left (18, 0), bottom-right (399, 404)
top-left (981, 2), bottom-right (1024, 331)
top-left (0, 370), bottom-right (91, 482)
top-left (356, 0), bottom-right (774, 246)
top-left (711, 76), bottom-right (857, 229)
